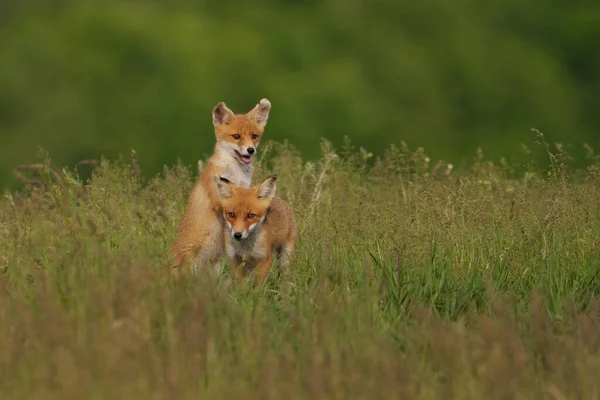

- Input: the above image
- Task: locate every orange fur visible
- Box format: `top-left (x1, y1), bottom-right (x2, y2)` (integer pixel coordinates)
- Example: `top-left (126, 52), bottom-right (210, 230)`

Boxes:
top-left (213, 174), bottom-right (297, 283)
top-left (169, 99), bottom-right (271, 277)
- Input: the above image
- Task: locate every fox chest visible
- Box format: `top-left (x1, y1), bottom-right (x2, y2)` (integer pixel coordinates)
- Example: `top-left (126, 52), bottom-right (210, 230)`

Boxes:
top-left (217, 159), bottom-right (253, 188)
top-left (226, 236), bottom-right (267, 264)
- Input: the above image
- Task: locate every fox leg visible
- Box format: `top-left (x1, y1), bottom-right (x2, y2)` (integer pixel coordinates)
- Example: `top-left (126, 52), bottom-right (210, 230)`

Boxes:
top-left (229, 259), bottom-right (242, 279)
top-left (280, 241), bottom-right (295, 267)
top-left (211, 252), bottom-right (226, 277)
top-left (210, 228), bottom-right (226, 277)
top-left (277, 240), bottom-right (295, 279)
top-left (170, 246), bottom-right (197, 278)
top-left (190, 246), bottom-right (213, 275)
top-left (185, 219), bottom-right (224, 275)
top-left (254, 252), bottom-right (273, 284)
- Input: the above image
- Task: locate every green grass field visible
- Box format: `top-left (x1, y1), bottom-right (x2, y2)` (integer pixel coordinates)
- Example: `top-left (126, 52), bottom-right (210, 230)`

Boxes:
top-left (1, 133), bottom-right (599, 399)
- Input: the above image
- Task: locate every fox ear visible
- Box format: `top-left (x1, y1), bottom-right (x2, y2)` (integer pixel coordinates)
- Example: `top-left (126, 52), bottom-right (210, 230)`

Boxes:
top-left (212, 102), bottom-right (235, 126)
top-left (213, 174), bottom-right (233, 198)
top-left (256, 174), bottom-right (278, 199)
top-left (247, 98), bottom-right (271, 127)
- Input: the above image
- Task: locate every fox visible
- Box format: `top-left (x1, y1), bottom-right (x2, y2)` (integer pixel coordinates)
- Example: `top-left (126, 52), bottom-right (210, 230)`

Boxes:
top-left (169, 98), bottom-right (272, 277)
top-left (212, 173), bottom-right (297, 283)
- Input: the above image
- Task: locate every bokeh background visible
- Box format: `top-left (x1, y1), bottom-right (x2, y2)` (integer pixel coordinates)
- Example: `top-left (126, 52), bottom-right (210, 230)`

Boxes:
top-left (1, 0), bottom-right (599, 189)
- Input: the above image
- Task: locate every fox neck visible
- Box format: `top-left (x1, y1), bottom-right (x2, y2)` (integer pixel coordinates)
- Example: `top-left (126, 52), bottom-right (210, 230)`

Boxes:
top-left (213, 142), bottom-right (254, 188)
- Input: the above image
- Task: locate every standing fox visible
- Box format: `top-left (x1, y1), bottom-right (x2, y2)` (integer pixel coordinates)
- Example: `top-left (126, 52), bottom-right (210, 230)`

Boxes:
top-left (213, 174), bottom-right (297, 283)
top-left (170, 98), bottom-right (272, 277)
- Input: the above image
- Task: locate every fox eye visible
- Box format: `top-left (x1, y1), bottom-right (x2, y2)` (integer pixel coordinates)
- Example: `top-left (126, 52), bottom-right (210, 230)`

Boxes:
top-left (247, 213), bottom-right (256, 219)
top-left (228, 212), bottom-right (235, 218)
top-left (232, 134), bottom-right (240, 140)
top-left (251, 134), bottom-right (258, 140)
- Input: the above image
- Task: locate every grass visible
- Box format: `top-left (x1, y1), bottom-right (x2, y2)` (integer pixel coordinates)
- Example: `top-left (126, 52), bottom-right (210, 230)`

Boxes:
top-left (1, 132), bottom-right (599, 399)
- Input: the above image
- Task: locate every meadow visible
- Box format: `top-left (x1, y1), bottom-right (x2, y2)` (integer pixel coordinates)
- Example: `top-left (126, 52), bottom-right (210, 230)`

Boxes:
top-left (1, 132), bottom-right (599, 399)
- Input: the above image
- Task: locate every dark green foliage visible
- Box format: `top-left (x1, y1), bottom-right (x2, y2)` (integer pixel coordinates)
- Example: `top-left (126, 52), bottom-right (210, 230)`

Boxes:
top-left (1, 1), bottom-right (600, 189)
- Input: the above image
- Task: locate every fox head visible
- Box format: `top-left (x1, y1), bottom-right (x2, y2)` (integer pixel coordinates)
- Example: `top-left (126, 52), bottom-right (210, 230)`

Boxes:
top-left (213, 174), bottom-right (278, 241)
top-left (212, 98), bottom-right (271, 166)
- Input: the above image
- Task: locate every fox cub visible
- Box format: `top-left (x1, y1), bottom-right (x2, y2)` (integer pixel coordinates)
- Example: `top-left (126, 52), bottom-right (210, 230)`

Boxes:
top-left (170, 99), bottom-right (271, 277)
top-left (213, 174), bottom-right (297, 283)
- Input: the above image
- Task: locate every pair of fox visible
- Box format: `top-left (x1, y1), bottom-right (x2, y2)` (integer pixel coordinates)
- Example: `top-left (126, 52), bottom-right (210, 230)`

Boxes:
top-left (169, 98), bottom-right (297, 283)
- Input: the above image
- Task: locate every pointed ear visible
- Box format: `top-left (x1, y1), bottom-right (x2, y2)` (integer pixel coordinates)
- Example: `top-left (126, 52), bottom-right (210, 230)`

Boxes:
top-left (212, 102), bottom-right (235, 126)
top-left (247, 98), bottom-right (271, 127)
top-left (213, 174), bottom-right (233, 198)
top-left (256, 174), bottom-right (278, 200)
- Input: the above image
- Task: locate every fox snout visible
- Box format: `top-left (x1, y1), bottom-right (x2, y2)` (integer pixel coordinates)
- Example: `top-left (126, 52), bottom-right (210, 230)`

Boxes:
top-left (237, 146), bottom-right (255, 156)
top-left (234, 145), bottom-right (256, 165)
top-left (232, 230), bottom-right (248, 241)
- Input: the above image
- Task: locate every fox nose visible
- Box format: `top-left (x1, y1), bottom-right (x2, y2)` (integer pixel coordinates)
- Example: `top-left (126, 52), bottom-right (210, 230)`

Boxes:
top-left (247, 147), bottom-right (255, 155)
top-left (233, 232), bottom-right (243, 240)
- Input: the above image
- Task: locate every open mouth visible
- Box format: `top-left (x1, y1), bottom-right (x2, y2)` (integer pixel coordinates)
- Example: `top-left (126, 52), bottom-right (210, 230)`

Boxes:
top-left (235, 150), bottom-right (252, 165)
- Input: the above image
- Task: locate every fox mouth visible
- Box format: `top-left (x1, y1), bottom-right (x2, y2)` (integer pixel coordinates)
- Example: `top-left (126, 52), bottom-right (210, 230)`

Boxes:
top-left (234, 150), bottom-right (253, 165)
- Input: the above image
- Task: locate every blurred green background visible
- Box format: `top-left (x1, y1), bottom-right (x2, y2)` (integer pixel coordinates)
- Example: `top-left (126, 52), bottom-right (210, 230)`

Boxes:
top-left (1, 0), bottom-right (599, 189)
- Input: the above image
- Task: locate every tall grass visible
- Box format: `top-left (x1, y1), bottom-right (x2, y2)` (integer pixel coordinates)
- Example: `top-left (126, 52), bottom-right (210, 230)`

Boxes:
top-left (1, 133), bottom-right (599, 399)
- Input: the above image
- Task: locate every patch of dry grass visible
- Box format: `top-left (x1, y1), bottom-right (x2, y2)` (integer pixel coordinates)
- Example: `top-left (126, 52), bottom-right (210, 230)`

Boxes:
top-left (1, 134), bottom-right (599, 399)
